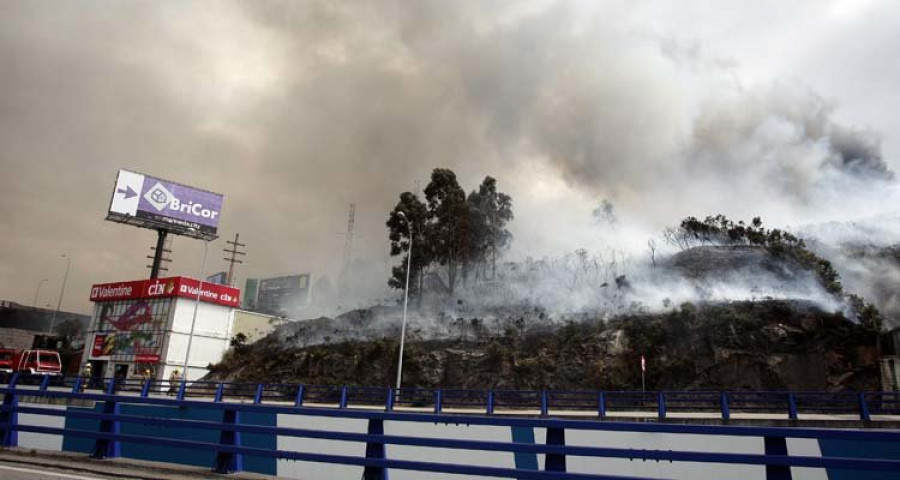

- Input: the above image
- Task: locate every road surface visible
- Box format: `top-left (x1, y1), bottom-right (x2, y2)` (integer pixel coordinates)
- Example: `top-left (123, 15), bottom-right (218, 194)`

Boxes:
top-left (0, 461), bottom-right (118, 479)
top-left (0, 449), bottom-right (276, 480)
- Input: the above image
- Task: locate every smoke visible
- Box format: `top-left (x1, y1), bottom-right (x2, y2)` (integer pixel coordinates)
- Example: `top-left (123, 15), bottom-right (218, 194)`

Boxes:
top-left (276, 244), bottom-right (849, 349)
top-left (799, 214), bottom-right (900, 327)
top-left (0, 1), bottom-right (898, 325)
top-left (827, 126), bottom-right (893, 180)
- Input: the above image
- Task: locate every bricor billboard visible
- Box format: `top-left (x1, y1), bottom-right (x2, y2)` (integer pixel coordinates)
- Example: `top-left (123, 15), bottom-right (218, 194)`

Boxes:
top-left (106, 169), bottom-right (223, 240)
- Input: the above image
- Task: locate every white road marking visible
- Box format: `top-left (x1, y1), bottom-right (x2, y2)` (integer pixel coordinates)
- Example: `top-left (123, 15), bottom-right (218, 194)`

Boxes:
top-left (0, 463), bottom-right (111, 480)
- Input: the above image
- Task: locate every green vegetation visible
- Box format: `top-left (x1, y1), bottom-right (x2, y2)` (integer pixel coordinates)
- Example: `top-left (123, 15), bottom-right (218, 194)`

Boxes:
top-left (386, 169), bottom-right (513, 297)
top-left (666, 215), bottom-right (843, 295)
top-left (848, 294), bottom-right (884, 330)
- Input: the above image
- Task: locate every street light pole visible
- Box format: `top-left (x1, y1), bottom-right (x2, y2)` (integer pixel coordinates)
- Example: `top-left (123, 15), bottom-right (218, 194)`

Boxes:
top-left (395, 212), bottom-right (413, 391)
top-left (50, 255), bottom-right (71, 335)
top-left (182, 239), bottom-right (211, 380)
top-left (33, 278), bottom-right (48, 308)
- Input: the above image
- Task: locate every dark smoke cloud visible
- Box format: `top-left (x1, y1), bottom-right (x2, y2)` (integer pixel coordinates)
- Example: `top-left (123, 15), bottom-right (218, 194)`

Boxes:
top-left (1, 1), bottom-right (898, 319)
top-left (827, 126), bottom-right (893, 180)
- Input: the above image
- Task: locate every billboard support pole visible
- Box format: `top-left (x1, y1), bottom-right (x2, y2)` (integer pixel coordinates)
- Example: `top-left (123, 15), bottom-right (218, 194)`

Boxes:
top-left (150, 229), bottom-right (168, 279)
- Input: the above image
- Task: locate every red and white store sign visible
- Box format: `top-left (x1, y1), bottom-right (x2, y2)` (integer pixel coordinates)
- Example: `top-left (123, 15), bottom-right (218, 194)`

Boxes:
top-left (89, 276), bottom-right (240, 308)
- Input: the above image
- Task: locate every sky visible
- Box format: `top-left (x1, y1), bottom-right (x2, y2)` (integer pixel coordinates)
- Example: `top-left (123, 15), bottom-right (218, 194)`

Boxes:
top-left (1, 0), bottom-right (899, 315)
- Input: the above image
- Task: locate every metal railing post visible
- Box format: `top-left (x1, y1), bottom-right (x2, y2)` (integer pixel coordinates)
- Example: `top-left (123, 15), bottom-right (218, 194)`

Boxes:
top-left (763, 436), bottom-right (791, 480)
top-left (92, 398), bottom-right (121, 459)
top-left (787, 393), bottom-right (798, 421)
top-left (0, 390), bottom-right (19, 447)
top-left (213, 409), bottom-right (243, 474)
top-left (544, 427), bottom-right (567, 472)
top-left (434, 389), bottom-right (443, 414)
top-left (720, 392), bottom-right (731, 421)
top-left (598, 391), bottom-right (606, 419)
top-left (658, 392), bottom-right (667, 420)
top-left (385, 388), bottom-right (394, 412)
top-left (540, 390), bottom-right (549, 416)
top-left (177, 380), bottom-right (187, 400)
top-left (362, 419), bottom-right (387, 480)
top-left (39, 375), bottom-right (51, 391)
top-left (141, 379), bottom-right (152, 398)
top-left (214, 383), bottom-right (224, 403)
top-left (858, 392), bottom-right (871, 422)
top-left (487, 390), bottom-right (495, 415)
top-left (254, 384), bottom-right (264, 404)
top-left (295, 385), bottom-right (306, 407)
top-left (339, 385), bottom-right (349, 409)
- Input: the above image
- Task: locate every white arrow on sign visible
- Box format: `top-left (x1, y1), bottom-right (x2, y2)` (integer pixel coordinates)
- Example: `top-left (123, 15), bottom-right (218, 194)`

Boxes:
top-left (109, 169), bottom-right (144, 216)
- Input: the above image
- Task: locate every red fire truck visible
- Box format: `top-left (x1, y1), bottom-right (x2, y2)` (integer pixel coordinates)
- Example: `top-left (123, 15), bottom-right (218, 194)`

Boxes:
top-left (0, 348), bottom-right (62, 376)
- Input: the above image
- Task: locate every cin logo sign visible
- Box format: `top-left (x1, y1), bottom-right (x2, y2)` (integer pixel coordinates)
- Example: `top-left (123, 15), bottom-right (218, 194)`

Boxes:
top-left (148, 283), bottom-right (165, 296)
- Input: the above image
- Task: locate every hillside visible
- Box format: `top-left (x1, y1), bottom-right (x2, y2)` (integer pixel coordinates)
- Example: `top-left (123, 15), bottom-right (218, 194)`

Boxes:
top-left (668, 246), bottom-right (807, 282)
top-left (208, 300), bottom-right (880, 391)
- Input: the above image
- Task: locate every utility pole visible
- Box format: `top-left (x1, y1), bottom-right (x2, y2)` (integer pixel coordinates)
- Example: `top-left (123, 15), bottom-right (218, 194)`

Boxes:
top-left (147, 234), bottom-right (173, 277)
top-left (337, 204), bottom-right (356, 305)
top-left (223, 233), bottom-right (246, 287)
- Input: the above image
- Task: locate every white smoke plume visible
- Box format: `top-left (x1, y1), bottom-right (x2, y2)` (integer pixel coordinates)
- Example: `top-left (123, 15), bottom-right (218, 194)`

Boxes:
top-left (1, 1), bottom-right (898, 327)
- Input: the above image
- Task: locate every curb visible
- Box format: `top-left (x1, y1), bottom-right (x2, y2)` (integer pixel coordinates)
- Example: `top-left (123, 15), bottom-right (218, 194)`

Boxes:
top-left (0, 447), bottom-right (277, 479)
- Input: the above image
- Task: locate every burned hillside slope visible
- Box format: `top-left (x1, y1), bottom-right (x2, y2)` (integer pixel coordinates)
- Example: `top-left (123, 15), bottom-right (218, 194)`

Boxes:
top-left (208, 300), bottom-right (880, 391)
top-left (668, 246), bottom-right (808, 282)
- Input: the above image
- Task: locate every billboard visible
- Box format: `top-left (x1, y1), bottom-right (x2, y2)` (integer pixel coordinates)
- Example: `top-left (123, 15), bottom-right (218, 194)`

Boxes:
top-left (242, 278), bottom-right (259, 309)
top-left (106, 169), bottom-right (223, 240)
top-left (256, 274), bottom-right (311, 314)
top-left (206, 271), bottom-right (227, 285)
top-left (90, 276), bottom-right (241, 308)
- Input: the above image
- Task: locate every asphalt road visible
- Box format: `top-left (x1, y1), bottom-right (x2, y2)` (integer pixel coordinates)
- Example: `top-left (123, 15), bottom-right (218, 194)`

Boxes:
top-left (0, 461), bottom-right (122, 480)
top-left (0, 449), bottom-right (276, 480)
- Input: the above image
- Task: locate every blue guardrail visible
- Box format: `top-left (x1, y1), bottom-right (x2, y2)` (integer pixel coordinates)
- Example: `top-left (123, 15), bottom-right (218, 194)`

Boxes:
top-left (1, 373), bottom-right (900, 479)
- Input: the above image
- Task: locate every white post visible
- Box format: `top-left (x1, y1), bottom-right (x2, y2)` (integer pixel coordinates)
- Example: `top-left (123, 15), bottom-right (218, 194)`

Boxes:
top-left (641, 355), bottom-right (646, 393)
top-left (183, 239), bottom-right (210, 379)
top-left (395, 213), bottom-right (413, 391)
top-left (50, 255), bottom-right (71, 335)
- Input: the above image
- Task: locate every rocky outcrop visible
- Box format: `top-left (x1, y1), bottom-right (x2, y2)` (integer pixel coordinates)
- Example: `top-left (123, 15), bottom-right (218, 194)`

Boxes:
top-left (208, 300), bottom-right (880, 391)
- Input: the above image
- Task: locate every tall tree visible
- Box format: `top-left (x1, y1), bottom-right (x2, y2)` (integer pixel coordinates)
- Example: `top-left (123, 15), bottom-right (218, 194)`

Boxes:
top-left (468, 176), bottom-right (514, 279)
top-left (386, 169), bottom-right (515, 298)
top-left (386, 192), bottom-right (429, 297)
top-left (424, 168), bottom-right (468, 295)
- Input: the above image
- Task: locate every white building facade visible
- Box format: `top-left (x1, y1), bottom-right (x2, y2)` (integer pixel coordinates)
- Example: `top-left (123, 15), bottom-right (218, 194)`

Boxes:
top-left (81, 276), bottom-right (240, 383)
